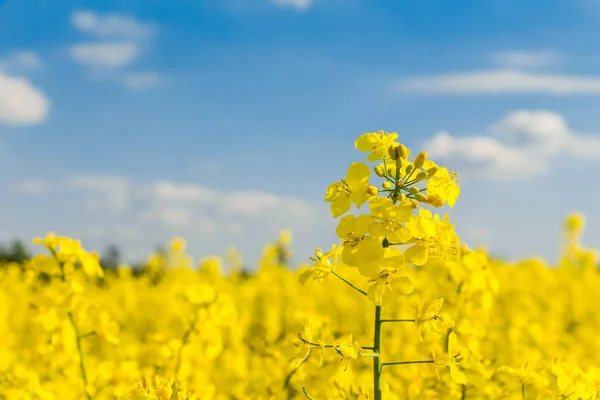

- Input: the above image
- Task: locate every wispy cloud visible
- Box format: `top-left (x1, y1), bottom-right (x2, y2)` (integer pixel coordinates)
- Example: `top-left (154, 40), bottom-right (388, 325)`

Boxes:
top-left (122, 71), bottom-right (162, 90)
top-left (270, 0), bottom-right (314, 11)
top-left (398, 69), bottom-right (600, 95)
top-left (0, 51), bottom-right (42, 71)
top-left (152, 181), bottom-right (218, 203)
top-left (423, 110), bottom-right (600, 181)
top-left (69, 10), bottom-right (161, 90)
top-left (69, 42), bottom-right (139, 68)
top-left (66, 175), bottom-right (130, 213)
top-left (71, 10), bottom-right (154, 39)
top-left (16, 179), bottom-right (50, 195)
top-left (490, 50), bottom-right (561, 69)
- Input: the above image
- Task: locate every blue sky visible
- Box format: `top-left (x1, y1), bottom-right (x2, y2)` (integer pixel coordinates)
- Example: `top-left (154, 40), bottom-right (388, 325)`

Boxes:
top-left (1, 0), bottom-right (600, 267)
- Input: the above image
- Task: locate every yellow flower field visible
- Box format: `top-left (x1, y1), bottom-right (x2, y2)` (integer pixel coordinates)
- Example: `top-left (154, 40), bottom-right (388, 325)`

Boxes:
top-left (1, 131), bottom-right (598, 399)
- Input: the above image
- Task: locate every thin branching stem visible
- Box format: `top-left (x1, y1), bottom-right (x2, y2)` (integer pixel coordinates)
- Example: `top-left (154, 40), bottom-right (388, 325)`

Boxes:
top-left (68, 312), bottom-right (92, 400)
top-left (332, 271), bottom-right (367, 296)
top-left (174, 318), bottom-right (197, 380)
top-left (302, 387), bottom-right (316, 400)
top-left (49, 247), bottom-right (92, 400)
top-left (298, 334), bottom-right (375, 350)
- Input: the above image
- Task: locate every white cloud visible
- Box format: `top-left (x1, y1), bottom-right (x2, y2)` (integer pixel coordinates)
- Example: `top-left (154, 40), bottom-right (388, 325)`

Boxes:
top-left (2, 175), bottom-right (333, 265)
top-left (192, 217), bottom-right (218, 236)
top-left (69, 42), bottom-right (139, 68)
top-left (152, 181), bottom-right (218, 203)
top-left (398, 69), bottom-right (600, 95)
top-left (159, 208), bottom-right (192, 227)
top-left (71, 10), bottom-right (153, 39)
top-left (16, 179), bottom-right (50, 195)
top-left (423, 110), bottom-right (600, 181)
top-left (141, 180), bottom-right (325, 241)
top-left (150, 181), bottom-right (316, 219)
top-left (122, 72), bottom-right (162, 90)
top-left (67, 176), bottom-right (130, 213)
top-left (0, 73), bottom-right (50, 125)
top-left (224, 191), bottom-right (280, 214)
top-left (489, 110), bottom-right (600, 157)
top-left (68, 11), bottom-right (161, 90)
top-left (424, 131), bottom-right (547, 180)
top-left (271, 0), bottom-right (314, 10)
top-left (490, 50), bottom-right (560, 69)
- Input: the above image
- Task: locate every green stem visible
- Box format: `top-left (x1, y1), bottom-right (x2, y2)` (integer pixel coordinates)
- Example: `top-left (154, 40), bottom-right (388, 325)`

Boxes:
top-left (297, 335), bottom-right (375, 350)
top-left (68, 312), bottom-right (92, 400)
top-left (302, 387), bottom-right (316, 400)
top-left (521, 383), bottom-right (526, 400)
top-left (297, 335), bottom-right (334, 348)
top-left (403, 166), bottom-right (417, 185)
top-left (332, 271), bottom-right (367, 296)
top-left (49, 248), bottom-right (91, 400)
top-left (360, 352), bottom-right (379, 357)
top-left (174, 318), bottom-right (197, 380)
top-left (373, 305), bottom-right (382, 400)
top-left (381, 360), bottom-right (435, 367)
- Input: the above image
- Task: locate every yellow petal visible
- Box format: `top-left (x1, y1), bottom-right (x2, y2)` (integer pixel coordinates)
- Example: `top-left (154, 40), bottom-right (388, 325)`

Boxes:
top-left (405, 244), bottom-right (429, 266)
top-left (449, 363), bottom-right (468, 385)
top-left (345, 162), bottom-right (371, 185)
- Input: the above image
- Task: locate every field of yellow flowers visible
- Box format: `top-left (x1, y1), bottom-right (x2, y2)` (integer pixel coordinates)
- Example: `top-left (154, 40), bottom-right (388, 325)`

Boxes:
top-left (1, 131), bottom-right (599, 400)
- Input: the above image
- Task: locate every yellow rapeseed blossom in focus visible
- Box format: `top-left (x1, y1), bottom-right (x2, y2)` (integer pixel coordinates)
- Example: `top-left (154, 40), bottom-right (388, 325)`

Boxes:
top-left (426, 167), bottom-right (460, 208)
top-left (325, 162), bottom-right (374, 218)
top-left (299, 244), bottom-right (342, 284)
top-left (355, 130), bottom-right (399, 161)
top-left (367, 269), bottom-right (413, 306)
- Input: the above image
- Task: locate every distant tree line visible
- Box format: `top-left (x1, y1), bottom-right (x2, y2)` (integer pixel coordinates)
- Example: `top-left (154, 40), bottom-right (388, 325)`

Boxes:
top-left (0, 239), bottom-right (30, 264)
top-left (0, 239), bottom-right (128, 270)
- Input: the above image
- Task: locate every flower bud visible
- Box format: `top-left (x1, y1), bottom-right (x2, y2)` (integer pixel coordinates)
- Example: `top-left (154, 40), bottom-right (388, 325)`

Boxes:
top-left (405, 165), bottom-right (414, 175)
top-left (398, 193), bottom-right (407, 202)
top-left (408, 187), bottom-right (420, 194)
top-left (382, 181), bottom-right (391, 190)
top-left (415, 193), bottom-right (429, 202)
top-left (426, 166), bottom-right (438, 179)
top-left (388, 145), bottom-right (399, 160)
top-left (395, 158), bottom-right (403, 170)
top-left (367, 185), bottom-right (379, 196)
top-left (427, 194), bottom-right (444, 208)
top-left (415, 171), bottom-right (428, 181)
top-left (410, 199), bottom-right (419, 209)
top-left (397, 144), bottom-right (409, 159)
top-left (387, 168), bottom-right (394, 176)
top-left (413, 152), bottom-right (427, 169)
top-left (374, 166), bottom-right (385, 177)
